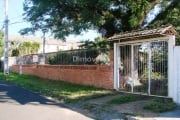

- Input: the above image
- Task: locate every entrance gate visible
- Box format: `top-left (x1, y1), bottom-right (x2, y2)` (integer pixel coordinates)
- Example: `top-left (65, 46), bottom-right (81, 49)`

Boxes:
top-left (118, 40), bottom-right (168, 96)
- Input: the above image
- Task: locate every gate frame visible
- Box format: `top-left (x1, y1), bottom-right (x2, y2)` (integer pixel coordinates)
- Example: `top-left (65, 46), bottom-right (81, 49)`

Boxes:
top-left (109, 25), bottom-right (178, 103)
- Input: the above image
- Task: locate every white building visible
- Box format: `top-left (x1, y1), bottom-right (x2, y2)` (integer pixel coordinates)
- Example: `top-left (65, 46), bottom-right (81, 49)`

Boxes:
top-left (9, 35), bottom-right (81, 53)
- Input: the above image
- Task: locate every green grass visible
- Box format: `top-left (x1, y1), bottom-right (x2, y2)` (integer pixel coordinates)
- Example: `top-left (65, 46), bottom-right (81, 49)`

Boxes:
top-left (143, 98), bottom-right (177, 112)
top-left (108, 93), bottom-right (149, 104)
top-left (0, 72), bottom-right (113, 103)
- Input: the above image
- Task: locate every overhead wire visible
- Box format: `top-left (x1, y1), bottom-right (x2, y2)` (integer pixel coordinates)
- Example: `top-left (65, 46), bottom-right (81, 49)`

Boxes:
top-left (9, 21), bottom-right (26, 25)
top-left (0, 24), bottom-right (4, 31)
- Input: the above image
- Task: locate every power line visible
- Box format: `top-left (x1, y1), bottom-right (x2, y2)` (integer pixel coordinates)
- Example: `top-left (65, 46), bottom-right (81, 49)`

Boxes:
top-left (0, 17), bottom-right (23, 24)
top-left (0, 20), bottom-right (25, 27)
top-left (9, 21), bottom-right (25, 25)
top-left (9, 15), bottom-right (23, 21)
top-left (0, 24), bottom-right (4, 31)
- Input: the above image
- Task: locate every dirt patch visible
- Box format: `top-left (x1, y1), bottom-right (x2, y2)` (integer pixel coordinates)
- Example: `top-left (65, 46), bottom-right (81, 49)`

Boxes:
top-left (85, 94), bottom-right (160, 119)
top-left (86, 94), bottom-right (119, 105)
top-left (112, 100), bottom-right (158, 117)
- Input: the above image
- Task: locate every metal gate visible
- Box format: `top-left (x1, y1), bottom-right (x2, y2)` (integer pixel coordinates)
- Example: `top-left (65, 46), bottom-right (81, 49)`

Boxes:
top-left (118, 40), bottom-right (168, 96)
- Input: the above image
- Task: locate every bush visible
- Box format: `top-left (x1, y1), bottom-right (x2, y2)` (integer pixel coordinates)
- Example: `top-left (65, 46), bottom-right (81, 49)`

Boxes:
top-left (48, 49), bottom-right (110, 65)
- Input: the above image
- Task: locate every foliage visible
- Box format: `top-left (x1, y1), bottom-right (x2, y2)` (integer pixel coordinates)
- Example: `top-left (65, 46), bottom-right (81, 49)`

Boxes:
top-left (10, 41), bottom-right (40, 56)
top-left (0, 31), bottom-right (4, 57)
top-left (0, 72), bottom-right (113, 103)
top-left (141, 69), bottom-right (165, 80)
top-left (21, 0), bottom-right (163, 38)
top-left (79, 37), bottom-right (110, 49)
top-left (48, 48), bottom-right (110, 65)
top-left (108, 94), bottom-right (148, 104)
top-left (95, 52), bottom-right (110, 65)
top-left (139, 42), bottom-right (168, 80)
top-left (11, 49), bottom-right (20, 56)
top-left (144, 98), bottom-right (177, 112)
top-left (138, 42), bottom-right (168, 96)
top-left (149, 0), bottom-right (180, 45)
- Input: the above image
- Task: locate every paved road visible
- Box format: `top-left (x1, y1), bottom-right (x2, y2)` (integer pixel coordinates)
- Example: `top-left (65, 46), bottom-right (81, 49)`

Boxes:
top-left (0, 81), bottom-right (94, 120)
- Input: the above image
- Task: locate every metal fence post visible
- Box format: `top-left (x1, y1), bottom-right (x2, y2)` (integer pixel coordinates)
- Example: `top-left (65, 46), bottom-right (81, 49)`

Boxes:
top-left (148, 42), bottom-right (152, 95)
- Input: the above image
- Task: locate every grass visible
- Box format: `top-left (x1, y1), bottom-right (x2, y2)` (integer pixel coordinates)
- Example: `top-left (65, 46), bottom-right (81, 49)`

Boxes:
top-left (143, 98), bottom-right (177, 112)
top-left (108, 93), bottom-right (149, 104)
top-left (108, 93), bottom-right (177, 113)
top-left (0, 72), bottom-right (113, 103)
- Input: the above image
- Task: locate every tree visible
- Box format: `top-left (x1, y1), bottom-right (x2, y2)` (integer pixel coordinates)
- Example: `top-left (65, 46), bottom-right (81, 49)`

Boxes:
top-left (19, 41), bottom-right (40, 55)
top-left (9, 41), bottom-right (21, 56)
top-left (79, 37), bottom-right (110, 49)
top-left (10, 41), bottom-right (40, 56)
top-left (21, 0), bottom-right (166, 39)
top-left (31, 42), bottom-right (40, 54)
top-left (149, 0), bottom-right (180, 44)
top-left (0, 31), bottom-right (4, 57)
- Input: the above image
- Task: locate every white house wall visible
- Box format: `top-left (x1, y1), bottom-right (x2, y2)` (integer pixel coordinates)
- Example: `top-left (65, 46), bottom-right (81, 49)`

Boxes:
top-left (168, 35), bottom-right (177, 102)
top-left (174, 46), bottom-right (180, 105)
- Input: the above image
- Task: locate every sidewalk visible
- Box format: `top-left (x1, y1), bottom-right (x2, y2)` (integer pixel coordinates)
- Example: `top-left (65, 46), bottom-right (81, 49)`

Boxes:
top-left (158, 106), bottom-right (180, 119)
top-left (83, 94), bottom-right (180, 120)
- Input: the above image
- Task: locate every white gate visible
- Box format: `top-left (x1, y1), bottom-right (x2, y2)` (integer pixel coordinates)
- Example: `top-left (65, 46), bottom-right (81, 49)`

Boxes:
top-left (116, 40), bottom-right (169, 96)
top-left (111, 26), bottom-right (177, 103)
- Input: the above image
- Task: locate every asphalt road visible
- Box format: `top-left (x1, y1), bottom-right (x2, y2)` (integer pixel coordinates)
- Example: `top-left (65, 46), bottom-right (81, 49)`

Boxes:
top-left (0, 81), bottom-right (94, 120)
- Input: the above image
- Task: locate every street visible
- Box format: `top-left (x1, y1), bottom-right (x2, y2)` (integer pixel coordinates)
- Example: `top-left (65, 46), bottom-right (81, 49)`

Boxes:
top-left (0, 81), bottom-right (93, 120)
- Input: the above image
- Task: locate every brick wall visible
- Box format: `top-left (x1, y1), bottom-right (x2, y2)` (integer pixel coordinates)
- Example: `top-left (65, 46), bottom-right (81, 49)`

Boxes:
top-left (12, 64), bottom-right (113, 89)
top-left (12, 50), bottom-right (114, 89)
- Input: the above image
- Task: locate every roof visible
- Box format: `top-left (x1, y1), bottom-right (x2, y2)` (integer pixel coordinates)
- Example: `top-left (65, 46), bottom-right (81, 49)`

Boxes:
top-left (9, 35), bottom-right (80, 45)
top-left (108, 25), bottom-right (177, 42)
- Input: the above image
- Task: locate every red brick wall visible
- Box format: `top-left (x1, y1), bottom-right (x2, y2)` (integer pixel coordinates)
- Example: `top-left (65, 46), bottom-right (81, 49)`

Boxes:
top-left (12, 50), bottom-right (114, 89)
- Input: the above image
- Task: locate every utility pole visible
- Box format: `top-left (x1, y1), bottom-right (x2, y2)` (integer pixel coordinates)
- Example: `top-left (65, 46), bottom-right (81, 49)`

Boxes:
top-left (42, 29), bottom-right (46, 64)
top-left (4, 0), bottom-right (9, 75)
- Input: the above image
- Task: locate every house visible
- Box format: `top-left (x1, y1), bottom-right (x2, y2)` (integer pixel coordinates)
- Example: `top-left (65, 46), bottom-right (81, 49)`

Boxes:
top-left (11, 25), bottom-right (180, 105)
top-left (8, 35), bottom-right (81, 53)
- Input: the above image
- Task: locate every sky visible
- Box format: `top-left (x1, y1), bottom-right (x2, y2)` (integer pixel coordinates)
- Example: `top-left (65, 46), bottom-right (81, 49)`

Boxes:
top-left (0, 0), bottom-right (162, 41)
top-left (0, 0), bottom-right (100, 41)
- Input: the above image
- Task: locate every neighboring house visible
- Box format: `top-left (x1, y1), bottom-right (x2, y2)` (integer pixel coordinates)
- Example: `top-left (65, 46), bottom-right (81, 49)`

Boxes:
top-left (9, 35), bottom-right (81, 53)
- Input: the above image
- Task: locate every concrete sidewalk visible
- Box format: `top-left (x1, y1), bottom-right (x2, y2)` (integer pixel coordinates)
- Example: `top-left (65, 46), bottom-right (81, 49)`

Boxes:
top-left (158, 106), bottom-right (180, 119)
top-left (129, 107), bottom-right (180, 120)
top-left (0, 81), bottom-right (94, 120)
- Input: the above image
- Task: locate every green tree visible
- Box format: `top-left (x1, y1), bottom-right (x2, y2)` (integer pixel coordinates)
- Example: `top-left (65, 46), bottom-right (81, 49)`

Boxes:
top-left (31, 42), bottom-right (40, 54)
top-left (21, 0), bottom-right (165, 39)
top-left (79, 37), bottom-right (110, 49)
top-left (0, 31), bottom-right (4, 57)
top-left (19, 41), bottom-right (40, 55)
top-left (149, 0), bottom-right (180, 44)
top-left (10, 41), bottom-right (40, 56)
top-left (9, 41), bottom-right (21, 56)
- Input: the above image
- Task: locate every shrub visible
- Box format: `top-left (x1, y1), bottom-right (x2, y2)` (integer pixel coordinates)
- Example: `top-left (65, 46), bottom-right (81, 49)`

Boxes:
top-left (48, 48), bottom-right (110, 65)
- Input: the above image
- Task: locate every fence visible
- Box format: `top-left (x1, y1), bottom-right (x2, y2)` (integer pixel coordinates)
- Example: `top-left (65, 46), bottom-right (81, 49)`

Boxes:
top-left (48, 48), bottom-right (110, 65)
top-left (118, 40), bottom-right (168, 96)
top-left (11, 49), bottom-right (114, 89)
top-left (12, 48), bottom-right (111, 65)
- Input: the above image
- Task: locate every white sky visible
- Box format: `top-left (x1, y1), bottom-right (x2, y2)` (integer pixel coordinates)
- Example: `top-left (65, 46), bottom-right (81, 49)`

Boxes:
top-left (143, 4), bottom-right (161, 27)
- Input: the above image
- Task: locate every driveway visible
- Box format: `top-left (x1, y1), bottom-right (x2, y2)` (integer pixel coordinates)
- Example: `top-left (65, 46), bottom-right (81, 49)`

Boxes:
top-left (0, 81), bottom-right (93, 120)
